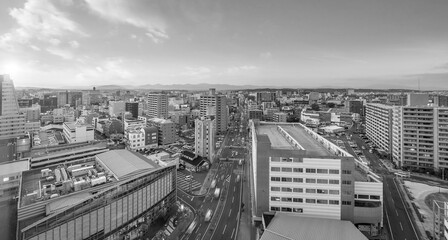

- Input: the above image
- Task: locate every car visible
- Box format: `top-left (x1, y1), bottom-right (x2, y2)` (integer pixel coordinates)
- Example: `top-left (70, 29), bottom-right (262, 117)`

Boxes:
top-left (185, 175), bottom-right (193, 180)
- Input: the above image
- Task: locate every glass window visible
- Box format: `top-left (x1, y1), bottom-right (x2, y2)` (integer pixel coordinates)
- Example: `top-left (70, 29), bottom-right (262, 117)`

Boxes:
top-left (342, 180), bottom-right (352, 185)
top-left (293, 208), bottom-right (303, 213)
top-left (271, 167), bottom-right (281, 172)
top-left (329, 190), bottom-right (340, 195)
top-left (329, 180), bottom-right (340, 185)
top-left (317, 169), bottom-right (328, 174)
top-left (271, 206), bottom-right (280, 211)
top-left (357, 194), bottom-right (369, 199)
top-left (282, 167), bottom-right (292, 172)
top-left (306, 178), bottom-right (316, 183)
top-left (271, 196), bottom-right (281, 201)
top-left (342, 170), bottom-right (352, 174)
top-left (293, 168), bottom-right (303, 173)
top-left (281, 197), bottom-right (292, 202)
top-left (306, 199), bottom-right (316, 204)
top-left (293, 188), bottom-right (303, 193)
top-left (329, 169), bottom-right (340, 174)
top-left (281, 207), bottom-right (292, 212)
top-left (281, 177), bottom-right (292, 182)
top-left (316, 179), bottom-right (328, 184)
top-left (317, 199), bottom-right (328, 204)
top-left (329, 200), bottom-right (339, 205)
top-left (370, 195), bottom-right (381, 200)
top-left (342, 201), bottom-right (352, 205)
top-left (293, 198), bottom-right (303, 203)
top-left (317, 189), bottom-right (328, 194)
top-left (271, 177), bottom-right (281, 182)
top-left (293, 178), bottom-right (303, 183)
top-left (306, 189), bottom-right (316, 193)
top-left (271, 157), bottom-right (280, 162)
top-left (271, 187), bottom-right (281, 192)
top-left (282, 187), bottom-right (293, 192)
top-left (306, 168), bottom-right (316, 173)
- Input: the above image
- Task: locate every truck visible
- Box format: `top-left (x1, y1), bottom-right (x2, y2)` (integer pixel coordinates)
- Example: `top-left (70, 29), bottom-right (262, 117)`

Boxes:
top-left (204, 209), bottom-right (213, 222)
top-left (214, 188), bottom-right (221, 198)
top-left (210, 179), bottom-right (217, 188)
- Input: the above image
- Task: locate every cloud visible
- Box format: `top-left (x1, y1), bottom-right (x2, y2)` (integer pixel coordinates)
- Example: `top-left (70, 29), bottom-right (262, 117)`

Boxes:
top-left (0, 0), bottom-right (87, 57)
top-left (227, 65), bottom-right (258, 74)
top-left (260, 52), bottom-right (272, 60)
top-left (30, 45), bottom-right (41, 51)
top-left (46, 47), bottom-right (74, 60)
top-left (85, 0), bottom-right (169, 43)
top-left (181, 66), bottom-right (212, 77)
top-left (434, 62), bottom-right (448, 70)
top-left (69, 40), bottom-right (80, 49)
top-left (77, 58), bottom-right (133, 81)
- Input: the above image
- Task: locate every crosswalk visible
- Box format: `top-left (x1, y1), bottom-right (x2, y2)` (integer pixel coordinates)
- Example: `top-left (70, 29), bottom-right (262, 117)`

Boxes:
top-left (177, 171), bottom-right (202, 191)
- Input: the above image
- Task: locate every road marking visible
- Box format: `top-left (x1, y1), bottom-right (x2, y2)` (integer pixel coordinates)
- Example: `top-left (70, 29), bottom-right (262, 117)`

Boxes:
top-left (223, 224), bottom-right (227, 234)
top-left (229, 209), bottom-right (232, 217)
top-left (400, 222), bottom-right (403, 231)
top-left (232, 196), bottom-right (234, 203)
top-left (210, 197), bottom-right (213, 203)
top-left (396, 209), bottom-right (399, 216)
top-left (231, 228), bottom-right (235, 239)
top-left (234, 186), bottom-right (236, 192)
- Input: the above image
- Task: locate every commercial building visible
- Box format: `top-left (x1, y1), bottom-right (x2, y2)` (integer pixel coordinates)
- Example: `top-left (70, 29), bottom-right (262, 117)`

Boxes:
top-left (194, 118), bottom-right (216, 161)
top-left (0, 160), bottom-right (29, 202)
top-left (147, 118), bottom-right (177, 145)
top-left (147, 94), bottom-right (168, 119)
top-left (0, 75), bottom-right (26, 141)
top-left (273, 112), bottom-right (287, 122)
top-left (19, 104), bottom-right (41, 122)
top-left (200, 92), bottom-right (228, 133)
top-left (260, 213), bottom-right (367, 240)
top-left (17, 149), bottom-right (177, 240)
top-left (57, 91), bottom-right (83, 108)
top-left (109, 101), bottom-right (125, 117)
top-left (125, 102), bottom-right (139, 119)
top-left (256, 92), bottom-right (277, 104)
top-left (365, 103), bottom-right (394, 155)
top-left (250, 121), bottom-right (382, 230)
top-left (249, 110), bottom-right (263, 120)
top-left (62, 122), bottom-right (94, 144)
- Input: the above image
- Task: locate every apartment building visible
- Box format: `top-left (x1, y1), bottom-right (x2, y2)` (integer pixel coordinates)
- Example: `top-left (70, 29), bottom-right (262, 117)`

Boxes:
top-left (147, 94), bottom-right (168, 119)
top-left (273, 112), bottom-right (287, 122)
top-left (250, 121), bottom-right (383, 229)
top-left (365, 103), bottom-right (394, 155)
top-left (194, 118), bottom-right (216, 162)
top-left (126, 127), bottom-right (158, 151)
top-left (200, 92), bottom-right (228, 133)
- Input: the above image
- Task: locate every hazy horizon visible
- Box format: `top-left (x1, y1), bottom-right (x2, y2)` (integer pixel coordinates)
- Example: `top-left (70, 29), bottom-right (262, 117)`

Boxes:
top-left (1, 0), bottom-right (448, 90)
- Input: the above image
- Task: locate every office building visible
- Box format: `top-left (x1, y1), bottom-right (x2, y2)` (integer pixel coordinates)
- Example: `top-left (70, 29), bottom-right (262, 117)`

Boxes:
top-left (249, 110), bottom-right (263, 120)
top-left (17, 149), bottom-right (176, 240)
top-left (147, 118), bottom-right (177, 145)
top-left (195, 118), bottom-right (216, 161)
top-left (62, 122), bottom-right (94, 143)
top-left (147, 94), bottom-right (168, 119)
top-left (256, 92), bottom-right (277, 104)
top-left (125, 102), bottom-right (139, 118)
top-left (200, 93), bottom-right (228, 133)
top-left (348, 100), bottom-right (364, 116)
top-left (250, 121), bottom-right (382, 229)
top-left (365, 103), bottom-right (394, 155)
top-left (18, 98), bottom-right (33, 108)
top-left (19, 104), bottom-right (41, 122)
top-left (57, 91), bottom-right (83, 107)
top-left (109, 101), bottom-right (126, 117)
top-left (126, 127), bottom-right (158, 151)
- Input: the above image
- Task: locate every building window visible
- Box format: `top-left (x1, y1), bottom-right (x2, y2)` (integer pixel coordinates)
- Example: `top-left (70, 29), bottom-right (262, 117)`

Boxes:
top-left (305, 189), bottom-right (316, 194)
top-left (329, 200), bottom-right (340, 205)
top-left (293, 198), bottom-right (303, 203)
top-left (370, 195), bottom-right (381, 200)
top-left (306, 178), bottom-right (316, 183)
top-left (293, 178), bottom-right (303, 183)
top-left (271, 157), bottom-right (280, 162)
top-left (306, 199), bottom-right (316, 204)
top-left (306, 168), bottom-right (316, 173)
top-left (293, 208), bottom-right (303, 213)
top-left (317, 189), bottom-right (328, 194)
top-left (316, 169), bottom-right (328, 174)
top-left (293, 188), bottom-right (303, 193)
top-left (316, 179), bottom-right (328, 184)
top-left (342, 201), bottom-right (352, 205)
top-left (282, 167), bottom-right (292, 172)
top-left (293, 158), bottom-right (303, 163)
top-left (293, 168), bottom-right (303, 173)
top-left (329, 180), bottom-right (340, 185)
top-left (281, 207), bottom-right (292, 212)
top-left (271, 187), bottom-right (281, 192)
top-left (329, 169), bottom-right (340, 174)
top-left (282, 187), bottom-right (293, 192)
top-left (271, 196), bottom-right (281, 202)
top-left (281, 197), bottom-right (292, 202)
top-left (281, 157), bottom-right (292, 163)
top-left (342, 180), bottom-right (352, 185)
top-left (342, 170), bottom-right (352, 174)
top-left (271, 167), bottom-right (281, 172)
top-left (357, 194), bottom-right (369, 199)
top-left (317, 199), bottom-right (328, 204)
top-left (281, 177), bottom-right (292, 182)
top-left (271, 206), bottom-right (280, 211)
top-left (329, 190), bottom-right (340, 195)
top-left (271, 177), bottom-right (281, 182)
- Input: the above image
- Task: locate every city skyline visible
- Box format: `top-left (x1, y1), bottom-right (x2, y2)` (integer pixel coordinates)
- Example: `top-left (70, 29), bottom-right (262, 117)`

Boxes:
top-left (0, 0), bottom-right (448, 89)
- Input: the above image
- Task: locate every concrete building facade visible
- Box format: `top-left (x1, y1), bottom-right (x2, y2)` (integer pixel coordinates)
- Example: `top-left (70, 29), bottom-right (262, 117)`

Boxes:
top-left (147, 94), bottom-right (168, 119)
top-left (147, 118), bottom-right (176, 145)
top-left (62, 122), bottom-right (94, 143)
top-left (365, 103), bottom-right (393, 155)
top-left (200, 94), bottom-right (228, 133)
top-left (194, 118), bottom-right (216, 161)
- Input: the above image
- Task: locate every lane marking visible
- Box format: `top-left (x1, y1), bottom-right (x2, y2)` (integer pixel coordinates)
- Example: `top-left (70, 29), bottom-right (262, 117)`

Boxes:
top-left (231, 228), bottom-right (235, 239)
top-left (223, 224), bottom-right (227, 234)
top-left (229, 209), bottom-right (232, 217)
top-left (400, 222), bottom-right (403, 231)
top-left (396, 209), bottom-right (398, 216)
top-left (232, 196), bottom-right (234, 203)
top-left (234, 186), bottom-right (236, 192)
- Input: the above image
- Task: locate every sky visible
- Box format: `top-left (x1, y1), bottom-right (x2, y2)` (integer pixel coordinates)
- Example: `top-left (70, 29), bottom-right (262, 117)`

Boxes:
top-left (0, 0), bottom-right (448, 89)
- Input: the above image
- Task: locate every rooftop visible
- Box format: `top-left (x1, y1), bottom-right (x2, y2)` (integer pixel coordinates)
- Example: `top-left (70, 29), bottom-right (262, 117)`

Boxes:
top-left (260, 213), bottom-right (368, 240)
top-left (256, 123), bottom-right (334, 157)
top-left (96, 150), bottom-right (159, 179)
top-left (0, 160), bottom-right (29, 176)
top-left (148, 118), bottom-right (173, 124)
top-left (63, 122), bottom-right (94, 130)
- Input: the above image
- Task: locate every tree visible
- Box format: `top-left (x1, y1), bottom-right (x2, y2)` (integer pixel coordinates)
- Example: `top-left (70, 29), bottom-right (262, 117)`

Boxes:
top-left (326, 102), bottom-right (335, 108)
top-left (310, 103), bottom-right (320, 111)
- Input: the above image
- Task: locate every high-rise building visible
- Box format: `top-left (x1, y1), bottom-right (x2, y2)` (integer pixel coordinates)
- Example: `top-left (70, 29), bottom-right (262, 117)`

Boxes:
top-left (200, 93), bottom-right (228, 133)
top-left (0, 75), bottom-right (26, 140)
top-left (57, 91), bottom-right (83, 107)
top-left (19, 104), bottom-right (41, 122)
top-left (392, 105), bottom-right (448, 172)
top-left (147, 118), bottom-right (177, 145)
top-left (348, 100), bottom-right (364, 116)
top-left (125, 102), bottom-right (139, 118)
top-left (147, 94), bottom-right (168, 119)
top-left (365, 103), bottom-right (394, 155)
top-left (250, 121), bottom-right (382, 228)
top-left (434, 95), bottom-right (448, 107)
top-left (195, 118), bottom-right (216, 162)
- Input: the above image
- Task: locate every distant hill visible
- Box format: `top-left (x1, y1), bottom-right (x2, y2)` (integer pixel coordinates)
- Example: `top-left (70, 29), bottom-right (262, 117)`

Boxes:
top-left (91, 83), bottom-right (272, 91)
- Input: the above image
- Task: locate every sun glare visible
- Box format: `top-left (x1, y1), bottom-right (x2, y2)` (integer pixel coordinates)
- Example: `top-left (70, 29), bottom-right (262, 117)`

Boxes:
top-left (1, 62), bottom-right (20, 77)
